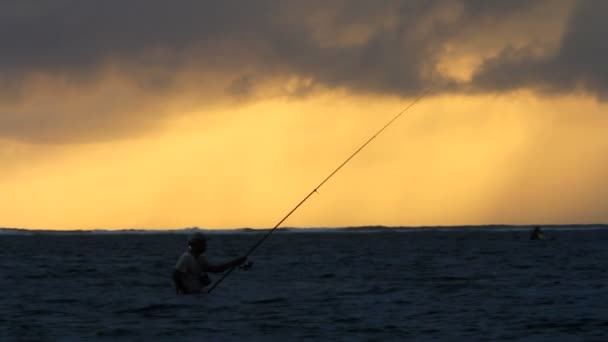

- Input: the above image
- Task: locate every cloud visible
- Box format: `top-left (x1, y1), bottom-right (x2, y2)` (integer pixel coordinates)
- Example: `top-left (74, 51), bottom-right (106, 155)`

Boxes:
top-left (0, 0), bottom-right (602, 144)
top-left (470, 1), bottom-right (608, 98)
top-left (0, 1), bottom-right (551, 90)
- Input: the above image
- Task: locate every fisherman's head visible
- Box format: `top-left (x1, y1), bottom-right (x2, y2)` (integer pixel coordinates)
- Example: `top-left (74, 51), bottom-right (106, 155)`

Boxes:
top-left (188, 232), bottom-right (208, 255)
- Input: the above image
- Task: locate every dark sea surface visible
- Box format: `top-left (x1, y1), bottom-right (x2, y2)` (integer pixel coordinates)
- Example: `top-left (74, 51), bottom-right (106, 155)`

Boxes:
top-left (1, 226), bottom-right (607, 341)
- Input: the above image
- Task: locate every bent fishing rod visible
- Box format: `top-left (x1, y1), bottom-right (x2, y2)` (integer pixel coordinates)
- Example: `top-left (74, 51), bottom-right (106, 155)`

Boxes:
top-left (207, 88), bottom-right (433, 294)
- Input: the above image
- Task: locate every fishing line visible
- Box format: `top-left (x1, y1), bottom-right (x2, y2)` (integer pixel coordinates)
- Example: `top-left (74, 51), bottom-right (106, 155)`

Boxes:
top-left (207, 88), bottom-right (433, 294)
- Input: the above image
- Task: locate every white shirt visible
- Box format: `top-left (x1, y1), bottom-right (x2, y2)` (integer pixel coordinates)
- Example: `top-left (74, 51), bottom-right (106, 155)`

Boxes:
top-left (175, 251), bottom-right (210, 293)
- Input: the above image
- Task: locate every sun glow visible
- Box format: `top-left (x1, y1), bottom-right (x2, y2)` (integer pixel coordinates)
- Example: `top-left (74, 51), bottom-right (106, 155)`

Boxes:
top-left (2, 89), bottom-right (606, 229)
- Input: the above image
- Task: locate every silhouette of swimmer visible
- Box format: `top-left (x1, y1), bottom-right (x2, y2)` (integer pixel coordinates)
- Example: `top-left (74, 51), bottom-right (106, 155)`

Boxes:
top-left (530, 226), bottom-right (545, 240)
top-left (172, 232), bottom-right (247, 295)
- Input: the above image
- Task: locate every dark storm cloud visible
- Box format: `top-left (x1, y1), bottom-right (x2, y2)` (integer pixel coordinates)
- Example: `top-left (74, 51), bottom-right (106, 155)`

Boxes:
top-left (1, 0), bottom-right (599, 144)
top-left (0, 1), bottom-right (273, 87)
top-left (0, 0), bottom-right (542, 94)
top-left (470, 1), bottom-right (608, 98)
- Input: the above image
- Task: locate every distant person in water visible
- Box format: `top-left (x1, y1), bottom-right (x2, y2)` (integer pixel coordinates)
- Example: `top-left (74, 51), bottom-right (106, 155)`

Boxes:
top-left (173, 232), bottom-right (246, 295)
top-left (530, 226), bottom-right (545, 240)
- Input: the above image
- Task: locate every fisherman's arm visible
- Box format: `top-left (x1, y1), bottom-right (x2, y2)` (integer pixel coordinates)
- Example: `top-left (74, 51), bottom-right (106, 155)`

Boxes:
top-left (202, 256), bottom-right (247, 273)
top-left (172, 269), bottom-right (188, 294)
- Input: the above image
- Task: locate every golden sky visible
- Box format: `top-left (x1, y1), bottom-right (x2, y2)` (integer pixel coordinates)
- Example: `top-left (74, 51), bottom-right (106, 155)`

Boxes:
top-left (1, 0), bottom-right (607, 229)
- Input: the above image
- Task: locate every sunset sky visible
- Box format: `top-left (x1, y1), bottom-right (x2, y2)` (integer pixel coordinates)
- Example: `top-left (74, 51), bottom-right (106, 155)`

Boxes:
top-left (1, 0), bottom-right (607, 229)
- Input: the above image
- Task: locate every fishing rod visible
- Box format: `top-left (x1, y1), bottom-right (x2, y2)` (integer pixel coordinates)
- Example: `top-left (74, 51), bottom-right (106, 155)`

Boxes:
top-left (207, 88), bottom-right (433, 294)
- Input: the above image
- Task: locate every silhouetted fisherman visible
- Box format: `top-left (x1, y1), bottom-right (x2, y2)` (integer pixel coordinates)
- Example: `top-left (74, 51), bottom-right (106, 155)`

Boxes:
top-left (530, 226), bottom-right (545, 240)
top-left (172, 232), bottom-right (246, 295)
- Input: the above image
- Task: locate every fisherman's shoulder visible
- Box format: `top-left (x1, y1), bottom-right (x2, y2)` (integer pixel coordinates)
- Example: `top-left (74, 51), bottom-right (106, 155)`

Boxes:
top-left (175, 251), bottom-right (196, 268)
top-left (177, 251), bottom-right (195, 260)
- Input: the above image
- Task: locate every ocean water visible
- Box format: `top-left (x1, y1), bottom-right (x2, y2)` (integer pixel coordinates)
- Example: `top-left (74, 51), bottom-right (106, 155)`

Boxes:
top-left (1, 227), bottom-right (607, 341)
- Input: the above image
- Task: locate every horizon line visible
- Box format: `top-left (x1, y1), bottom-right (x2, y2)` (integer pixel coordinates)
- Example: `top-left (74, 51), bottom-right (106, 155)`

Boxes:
top-left (2, 223), bottom-right (608, 233)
